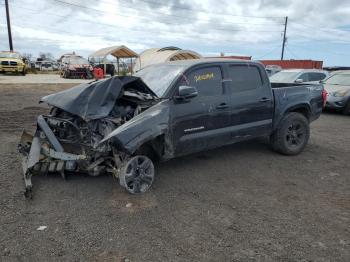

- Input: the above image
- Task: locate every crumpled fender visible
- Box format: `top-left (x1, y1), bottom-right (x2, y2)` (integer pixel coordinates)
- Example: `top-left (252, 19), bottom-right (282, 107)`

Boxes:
top-left (100, 100), bottom-right (170, 154)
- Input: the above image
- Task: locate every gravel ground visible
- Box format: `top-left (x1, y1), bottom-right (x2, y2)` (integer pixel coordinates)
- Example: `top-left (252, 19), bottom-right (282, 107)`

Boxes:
top-left (0, 74), bottom-right (91, 84)
top-left (0, 83), bottom-right (349, 261)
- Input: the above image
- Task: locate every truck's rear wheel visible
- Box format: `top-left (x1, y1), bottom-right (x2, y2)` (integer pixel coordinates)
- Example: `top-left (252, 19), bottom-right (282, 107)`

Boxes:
top-left (119, 155), bottom-right (155, 194)
top-left (270, 112), bottom-right (310, 155)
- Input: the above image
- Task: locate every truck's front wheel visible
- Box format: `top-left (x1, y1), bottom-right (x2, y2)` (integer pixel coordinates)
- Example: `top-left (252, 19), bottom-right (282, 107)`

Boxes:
top-left (119, 155), bottom-right (155, 194)
top-left (270, 112), bottom-right (310, 155)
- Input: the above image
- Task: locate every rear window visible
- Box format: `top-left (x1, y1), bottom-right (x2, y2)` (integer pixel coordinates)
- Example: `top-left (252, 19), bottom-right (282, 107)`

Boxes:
top-left (228, 65), bottom-right (263, 92)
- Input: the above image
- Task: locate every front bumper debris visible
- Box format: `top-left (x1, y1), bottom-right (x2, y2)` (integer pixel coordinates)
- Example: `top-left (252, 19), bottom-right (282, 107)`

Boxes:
top-left (18, 115), bottom-right (86, 198)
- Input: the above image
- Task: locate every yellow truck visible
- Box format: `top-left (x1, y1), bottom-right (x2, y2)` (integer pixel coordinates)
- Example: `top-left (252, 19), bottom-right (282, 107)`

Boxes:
top-left (0, 51), bottom-right (27, 75)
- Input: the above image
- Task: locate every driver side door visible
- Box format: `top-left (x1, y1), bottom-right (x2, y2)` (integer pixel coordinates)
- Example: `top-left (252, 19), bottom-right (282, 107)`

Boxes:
top-left (170, 65), bottom-right (231, 156)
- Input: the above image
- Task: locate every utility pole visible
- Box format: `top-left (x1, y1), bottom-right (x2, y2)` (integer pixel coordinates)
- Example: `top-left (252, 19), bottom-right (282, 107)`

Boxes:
top-left (281, 16), bottom-right (288, 60)
top-left (5, 0), bottom-right (14, 51)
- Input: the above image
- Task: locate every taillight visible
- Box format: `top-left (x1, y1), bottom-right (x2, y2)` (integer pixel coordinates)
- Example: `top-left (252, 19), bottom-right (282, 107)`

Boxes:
top-left (322, 89), bottom-right (327, 108)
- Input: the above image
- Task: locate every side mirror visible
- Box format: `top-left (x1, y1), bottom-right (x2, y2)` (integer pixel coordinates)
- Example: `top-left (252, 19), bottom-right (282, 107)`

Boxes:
top-left (175, 85), bottom-right (198, 100)
top-left (295, 79), bottom-right (303, 84)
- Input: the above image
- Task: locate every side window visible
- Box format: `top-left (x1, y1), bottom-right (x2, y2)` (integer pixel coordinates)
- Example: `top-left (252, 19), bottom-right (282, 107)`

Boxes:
top-left (319, 73), bottom-right (326, 80)
top-left (299, 73), bottom-right (309, 82)
top-left (228, 65), bottom-right (263, 92)
top-left (309, 73), bottom-right (326, 81)
top-left (183, 66), bottom-right (223, 97)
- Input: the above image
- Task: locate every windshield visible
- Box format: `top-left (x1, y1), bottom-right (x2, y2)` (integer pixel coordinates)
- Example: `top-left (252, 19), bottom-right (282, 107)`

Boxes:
top-left (135, 64), bottom-right (185, 97)
top-left (324, 73), bottom-right (350, 86)
top-left (270, 71), bottom-right (301, 82)
top-left (0, 52), bottom-right (21, 59)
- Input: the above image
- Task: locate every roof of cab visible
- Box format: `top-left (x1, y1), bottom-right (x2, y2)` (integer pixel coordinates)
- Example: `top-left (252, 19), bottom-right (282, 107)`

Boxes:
top-left (162, 58), bottom-right (262, 67)
top-left (278, 68), bottom-right (326, 73)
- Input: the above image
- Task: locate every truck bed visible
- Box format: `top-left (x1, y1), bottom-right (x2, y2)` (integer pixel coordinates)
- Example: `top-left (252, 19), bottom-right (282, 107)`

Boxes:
top-left (271, 82), bottom-right (324, 127)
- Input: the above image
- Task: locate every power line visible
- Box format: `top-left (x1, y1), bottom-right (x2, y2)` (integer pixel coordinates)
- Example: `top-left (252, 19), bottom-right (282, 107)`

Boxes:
top-left (118, 0), bottom-right (285, 20)
top-left (15, 1), bottom-right (283, 34)
top-left (285, 45), bottom-right (299, 59)
top-left (52, 0), bottom-right (284, 29)
top-left (289, 20), bottom-right (350, 37)
top-left (4, 0), bottom-right (288, 56)
top-left (287, 43), bottom-right (350, 57)
top-left (9, 19), bottom-right (281, 47)
top-left (255, 45), bottom-right (281, 59)
top-left (287, 27), bottom-right (350, 44)
top-left (11, 1), bottom-right (284, 42)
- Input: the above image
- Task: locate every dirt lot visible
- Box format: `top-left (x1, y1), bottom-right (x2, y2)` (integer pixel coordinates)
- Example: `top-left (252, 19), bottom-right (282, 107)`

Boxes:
top-left (0, 83), bottom-right (349, 261)
top-left (0, 74), bottom-right (91, 84)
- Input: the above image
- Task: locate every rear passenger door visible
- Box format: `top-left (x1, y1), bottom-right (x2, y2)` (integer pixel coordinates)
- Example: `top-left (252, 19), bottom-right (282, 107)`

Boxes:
top-left (226, 64), bottom-right (274, 140)
top-left (171, 65), bottom-right (231, 156)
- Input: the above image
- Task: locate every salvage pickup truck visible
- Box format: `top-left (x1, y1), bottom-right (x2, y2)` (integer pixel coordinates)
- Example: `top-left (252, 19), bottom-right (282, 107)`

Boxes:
top-left (19, 59), bottom-right (325, 197)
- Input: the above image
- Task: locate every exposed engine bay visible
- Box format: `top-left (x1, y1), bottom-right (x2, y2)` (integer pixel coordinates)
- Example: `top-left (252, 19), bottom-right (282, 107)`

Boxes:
top-left (18, 76), bottom-right (159, 197)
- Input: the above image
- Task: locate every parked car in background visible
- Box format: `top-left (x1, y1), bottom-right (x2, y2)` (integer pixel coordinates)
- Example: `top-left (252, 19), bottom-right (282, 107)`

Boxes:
top-left (323, 71), bottom-right (350, 114)
top-left (266, 65), bottom-right (282, 76)
top-left (35, 61), bottom-right (41, 70)
top-left (60, 55), bottom-right (93, 79)
top-left (270, 69), bottom-right (329, 84)
top-left (52, 62), bottom-right (59, 71)
top-left (0, 51), bottom-right (27, 75)
top-left (40, 61), bottom-right (53, 71)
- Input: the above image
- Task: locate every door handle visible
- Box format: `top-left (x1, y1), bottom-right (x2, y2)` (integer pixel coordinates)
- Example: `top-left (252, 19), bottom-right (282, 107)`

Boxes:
top-left (259, 97), bottom-right (271, 102)
top-left (216, 103), bottom-right (229, 109)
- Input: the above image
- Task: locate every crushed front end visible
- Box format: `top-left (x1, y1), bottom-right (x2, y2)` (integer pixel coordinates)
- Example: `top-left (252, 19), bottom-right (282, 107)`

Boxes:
top-left (18, 76), bottom-right (158, 198)
top-left (18, 113), bottom-right (124, 198)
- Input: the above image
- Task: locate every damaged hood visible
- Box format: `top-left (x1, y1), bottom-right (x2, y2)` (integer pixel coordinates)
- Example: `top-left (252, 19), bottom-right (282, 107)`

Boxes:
top-left (40, 76), bottom-right (157, 121)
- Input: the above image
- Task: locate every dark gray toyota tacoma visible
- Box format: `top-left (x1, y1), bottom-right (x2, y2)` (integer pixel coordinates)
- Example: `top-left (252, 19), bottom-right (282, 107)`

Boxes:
top-left (19, 59), bottom-right (326, 197)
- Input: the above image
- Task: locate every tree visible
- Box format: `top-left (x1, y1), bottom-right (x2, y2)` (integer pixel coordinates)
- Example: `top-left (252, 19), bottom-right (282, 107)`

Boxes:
top-left (38, 52), bottom-right (54, 61)
top-left (22, 53), bottom-right (33, 63)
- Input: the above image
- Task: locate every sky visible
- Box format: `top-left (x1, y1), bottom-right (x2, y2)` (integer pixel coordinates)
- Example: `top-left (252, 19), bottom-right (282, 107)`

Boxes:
top-left (0, 0), bottom-right (350, 66)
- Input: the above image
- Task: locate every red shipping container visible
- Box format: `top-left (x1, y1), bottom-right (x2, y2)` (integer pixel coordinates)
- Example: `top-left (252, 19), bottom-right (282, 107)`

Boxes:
top-left (260, 60), bottom-right (323, 69)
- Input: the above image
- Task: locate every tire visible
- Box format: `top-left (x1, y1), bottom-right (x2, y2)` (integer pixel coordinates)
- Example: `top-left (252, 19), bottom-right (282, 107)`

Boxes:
top-left (270, 112), bottom-right (310, 155)
top-left (119, 155), bottom-right (155, 194)
top-left (342, 100), bottom-right (350, 115)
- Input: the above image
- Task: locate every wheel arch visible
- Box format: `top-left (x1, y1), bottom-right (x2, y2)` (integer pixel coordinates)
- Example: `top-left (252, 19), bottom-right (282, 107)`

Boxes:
top-left (134, 134), bottom-right (166, 162)
top-left (286, 104), bottom-right (311, 121)
top-left (275, 103), bottom-right (311, 130)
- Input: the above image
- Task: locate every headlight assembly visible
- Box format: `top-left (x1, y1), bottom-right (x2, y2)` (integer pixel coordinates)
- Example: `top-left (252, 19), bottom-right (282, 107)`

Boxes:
top-left (332, 89), bottom-right (349, 97)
